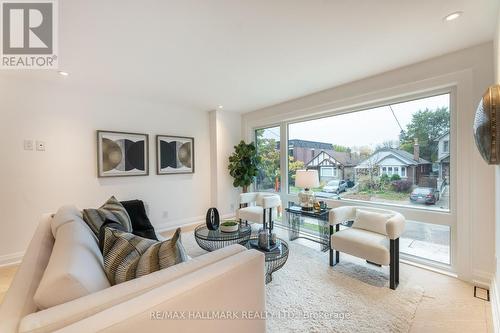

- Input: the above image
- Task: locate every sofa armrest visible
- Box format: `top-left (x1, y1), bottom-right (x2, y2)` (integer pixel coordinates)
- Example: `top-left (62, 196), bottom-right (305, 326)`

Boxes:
top-left (19, 245), bottom-right (248, 333)
top-left (0, 214), bottom-right (54, 333)
top-left (54, 250), bottom-right (265, 333)
top-left (386, 213), bottom-right (405, 240)
top-left (329, 206), bottom-right (355, 226)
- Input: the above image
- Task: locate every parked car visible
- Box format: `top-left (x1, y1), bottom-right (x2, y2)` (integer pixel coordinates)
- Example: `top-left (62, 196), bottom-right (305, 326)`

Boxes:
top-left (323, 180), bottom-right (348, 194)
top-left (409, 187), bottom-right (440, 205)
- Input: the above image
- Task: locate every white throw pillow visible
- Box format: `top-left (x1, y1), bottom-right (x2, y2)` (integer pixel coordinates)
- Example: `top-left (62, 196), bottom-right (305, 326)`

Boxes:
top-left (34, 218), bottom-right (110, 309)
top-left (352, 209), bottom-right (392, 235)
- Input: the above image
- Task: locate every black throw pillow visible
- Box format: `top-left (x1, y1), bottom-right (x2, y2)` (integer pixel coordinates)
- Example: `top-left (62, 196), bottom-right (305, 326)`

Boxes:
top-left (120, 200), bottom-right (159, 241)
top-left (98, 219), bottom-right (127, 253)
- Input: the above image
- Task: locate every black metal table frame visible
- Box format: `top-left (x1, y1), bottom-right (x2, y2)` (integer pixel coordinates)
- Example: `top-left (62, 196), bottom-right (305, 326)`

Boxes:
top-left (194, 224), bottom-right (252, 252)
top-left (284, 206), bottom-right (330, 252)
top-left (246, 236), bottom-right (289, 284)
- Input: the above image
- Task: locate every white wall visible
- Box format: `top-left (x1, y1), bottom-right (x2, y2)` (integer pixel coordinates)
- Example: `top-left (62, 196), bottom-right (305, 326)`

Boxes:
top-left (209, 110), bottom-right (242, 216)
top-left (242, 42), bottom-right (495, 285)
top-left (0, 76), bottom-right (220, 263)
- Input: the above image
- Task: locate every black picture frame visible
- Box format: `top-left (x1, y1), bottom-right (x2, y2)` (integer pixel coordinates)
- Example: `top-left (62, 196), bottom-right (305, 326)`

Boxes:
top-left (156, 135), bottom-right (195, 175)
top-left (96, 130), bottom-right (149, 178)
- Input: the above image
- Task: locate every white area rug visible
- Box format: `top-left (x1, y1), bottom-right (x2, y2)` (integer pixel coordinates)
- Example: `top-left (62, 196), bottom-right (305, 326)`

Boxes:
top-left (181, 231), bottom-right (424, 333)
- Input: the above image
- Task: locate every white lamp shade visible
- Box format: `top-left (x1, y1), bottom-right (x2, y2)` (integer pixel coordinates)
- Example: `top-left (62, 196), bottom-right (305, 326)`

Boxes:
top-left (295, 169), bottom-right (319, 189)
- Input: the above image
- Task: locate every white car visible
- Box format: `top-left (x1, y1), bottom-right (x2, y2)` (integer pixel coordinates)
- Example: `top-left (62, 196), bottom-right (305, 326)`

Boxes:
top-left (323, 180), bottom-right (348, 194)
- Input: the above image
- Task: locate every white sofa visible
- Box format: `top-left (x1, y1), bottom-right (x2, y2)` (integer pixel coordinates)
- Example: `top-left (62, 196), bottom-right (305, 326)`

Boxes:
top-left (0, 206), bottom-right (266, 333)
top-left (329, 206), bottom-right (405, 290)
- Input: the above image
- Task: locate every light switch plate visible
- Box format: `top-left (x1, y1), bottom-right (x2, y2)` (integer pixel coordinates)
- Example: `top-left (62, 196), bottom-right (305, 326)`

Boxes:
top-left (36, 141), bottom-right (46, 151)
top-left (24, 140), bottom-right (34, 151)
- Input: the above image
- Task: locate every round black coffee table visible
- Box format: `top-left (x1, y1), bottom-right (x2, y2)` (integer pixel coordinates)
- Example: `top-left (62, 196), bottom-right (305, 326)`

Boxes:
top-left (194, 224), bottom-right (252, 252)
top-left (246, 236), bottom-right (289, 283)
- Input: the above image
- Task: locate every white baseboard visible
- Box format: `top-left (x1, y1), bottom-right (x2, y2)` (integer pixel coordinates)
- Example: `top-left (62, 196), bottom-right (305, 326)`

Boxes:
top-left (0, 251), bottom-right (24, 267)
top-left (472, 269), bottom-right (494, 289)
top-left (491, 275), bottom-right (500, 333)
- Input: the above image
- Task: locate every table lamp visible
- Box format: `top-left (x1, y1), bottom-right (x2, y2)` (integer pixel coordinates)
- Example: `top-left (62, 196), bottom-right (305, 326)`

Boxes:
top-left (295, 169), bottom-right (319, 211)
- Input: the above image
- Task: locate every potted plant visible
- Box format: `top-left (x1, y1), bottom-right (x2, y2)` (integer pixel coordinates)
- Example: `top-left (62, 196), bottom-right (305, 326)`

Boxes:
top-left (220, 220), bottom-right (239, 233)
top-left (228, 140), bottom-right (260, 193)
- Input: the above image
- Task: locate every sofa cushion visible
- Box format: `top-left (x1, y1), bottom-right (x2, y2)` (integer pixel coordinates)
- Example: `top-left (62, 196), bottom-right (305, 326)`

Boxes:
top-left (34, 219), bottom-right (110, 310)
top-left (98, 219), bottom-right (128, 253)
top-left (120, 199), bottom-right (158, 240)
top-left (82, 196), bottom-right (132, 238)
top-left (102, 227), bottom-right (188, 285)
top-left (352, 209), bottom-right (392, 235)
top-left (331, 228), bottom-right (390, 265)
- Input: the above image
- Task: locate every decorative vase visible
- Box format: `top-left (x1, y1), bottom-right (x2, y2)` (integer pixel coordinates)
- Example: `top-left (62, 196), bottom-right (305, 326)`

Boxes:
top-left (205, 207), bottom-right (220, 230)
top-left (270, 232), bottom-right (277, 246)
top-left (258, 229), bottom-right (270, 250)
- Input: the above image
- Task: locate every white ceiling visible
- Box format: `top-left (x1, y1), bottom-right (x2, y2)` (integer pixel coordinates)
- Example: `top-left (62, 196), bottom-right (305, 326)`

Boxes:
top-left (3, 0), bottom-right (499, 113)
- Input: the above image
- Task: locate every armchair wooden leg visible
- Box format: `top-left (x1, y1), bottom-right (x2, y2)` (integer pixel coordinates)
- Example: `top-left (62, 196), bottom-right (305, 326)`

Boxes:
top-left (262, 208), bottom-right (266, 230)
top-left (329, 225), bottom-right (339, 266)
top-left (329, 248), bottom-right (339, 266)
top-left (390, 238), bottom-right (399, 290)
top-left (396, 237), bottom-right (399, 284)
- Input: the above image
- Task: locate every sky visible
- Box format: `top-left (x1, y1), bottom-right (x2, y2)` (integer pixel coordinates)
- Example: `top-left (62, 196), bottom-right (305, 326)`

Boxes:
top-left (261, 93), bottom-right (450, 152)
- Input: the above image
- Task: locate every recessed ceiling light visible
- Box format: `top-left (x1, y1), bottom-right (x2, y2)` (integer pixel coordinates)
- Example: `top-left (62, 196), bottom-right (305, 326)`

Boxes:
top-left (444, 11), bottom-right (463, 22)
top-left (58, 71), bottom-right (69, 76)
top-left (217, 105), bottom-right (224, 109)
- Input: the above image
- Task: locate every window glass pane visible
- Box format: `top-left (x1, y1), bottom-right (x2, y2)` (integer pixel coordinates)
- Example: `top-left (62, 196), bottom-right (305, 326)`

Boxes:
top-left (401, 220), bottom-right (450, 264)
top-left (287, 93), bottom-right (451, 212)
top-left (255, 127), bottom-right (281, 192)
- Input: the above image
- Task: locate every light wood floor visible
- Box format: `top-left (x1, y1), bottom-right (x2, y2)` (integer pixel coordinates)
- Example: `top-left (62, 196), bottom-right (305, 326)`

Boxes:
top-left (0, 225), bottom-right (493, 332)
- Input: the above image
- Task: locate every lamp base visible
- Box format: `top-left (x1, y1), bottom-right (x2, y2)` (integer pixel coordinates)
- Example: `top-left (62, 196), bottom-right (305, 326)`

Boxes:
top-left (298, 188), bottom-right (315, 211)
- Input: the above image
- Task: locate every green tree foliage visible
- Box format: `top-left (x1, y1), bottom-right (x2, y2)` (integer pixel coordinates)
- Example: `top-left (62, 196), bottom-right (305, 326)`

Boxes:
top-left (228, 141), bottom-right (260, 192)
top-left (332, 144), bottom-right (349, 152)
top-left (400, 107), bottom-right (449, 162)
top-left (288, 156), bottom-right (305, 186)
top-left (255, 130), bottom-right (306, 191)
top-left (390, 174), bottom-right (401, 181)
top-left (255, 130), bottom-right (280, 190)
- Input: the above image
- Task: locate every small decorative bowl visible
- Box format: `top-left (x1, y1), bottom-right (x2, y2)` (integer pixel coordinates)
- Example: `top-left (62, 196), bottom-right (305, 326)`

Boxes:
top-left (220, 220), bottom-right (239, 233)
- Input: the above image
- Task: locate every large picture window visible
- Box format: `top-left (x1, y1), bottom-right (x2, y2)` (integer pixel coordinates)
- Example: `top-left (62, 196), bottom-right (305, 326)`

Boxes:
top-left (287, 93), bottom-right (451, 213)
top-left (285, 93), bottom-right (452, 264)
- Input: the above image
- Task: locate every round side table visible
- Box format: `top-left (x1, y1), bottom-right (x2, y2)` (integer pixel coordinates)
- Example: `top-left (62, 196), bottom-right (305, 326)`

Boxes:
top-left (246, 236), bottom-right (289, 283)
top-left (194, 224), bottom-right (251, 252)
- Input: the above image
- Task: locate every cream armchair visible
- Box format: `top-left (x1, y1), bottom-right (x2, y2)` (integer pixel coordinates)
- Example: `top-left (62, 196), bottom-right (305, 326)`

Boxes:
top-left (237, 192), bottom-right (281, 230)
top-left (329, 206), bottom-right (405, 290)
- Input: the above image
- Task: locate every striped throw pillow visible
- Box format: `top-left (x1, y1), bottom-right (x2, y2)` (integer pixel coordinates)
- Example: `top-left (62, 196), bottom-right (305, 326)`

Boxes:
top-left (102, 227), bottom-right (188, 285)
top-left (83, 196), bottom-right (132, 237)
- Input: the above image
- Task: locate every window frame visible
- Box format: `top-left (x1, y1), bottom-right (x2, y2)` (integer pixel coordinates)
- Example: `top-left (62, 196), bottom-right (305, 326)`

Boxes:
top-left (252, 87), bottom-right (457, 273)
top-left (443, 140), bottom-right (449, 153)
top-left (320, 166), bottom-right (334, 177)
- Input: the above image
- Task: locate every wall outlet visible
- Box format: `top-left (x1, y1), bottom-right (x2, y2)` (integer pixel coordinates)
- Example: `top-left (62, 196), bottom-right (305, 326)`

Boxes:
top-left (36, 141), bottom-right (46, 151)
top-left (162, 211), bottom-right (169, 219)
top-left (23, 140), bottom-right (34, 151)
